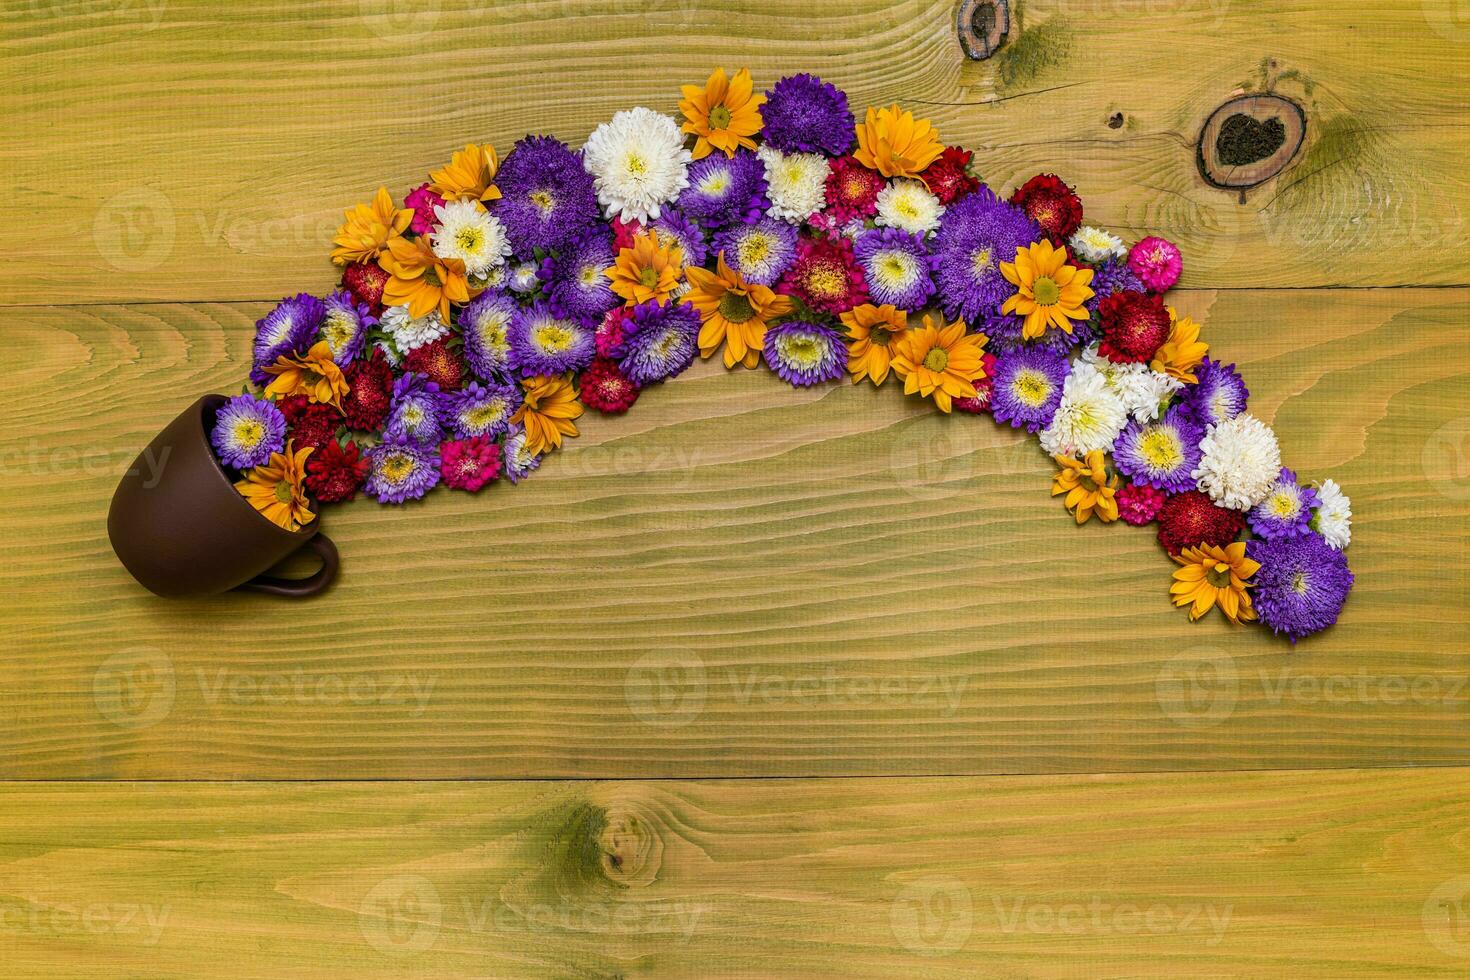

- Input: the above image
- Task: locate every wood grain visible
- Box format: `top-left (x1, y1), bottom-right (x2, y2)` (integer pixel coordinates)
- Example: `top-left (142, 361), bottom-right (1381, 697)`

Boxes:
top-left (2, 288), bottom-right (1466, 779)
top-left (2, 769), bottom-right (1469, 976)
top-left (2, 0), bottom-right (1468, 305)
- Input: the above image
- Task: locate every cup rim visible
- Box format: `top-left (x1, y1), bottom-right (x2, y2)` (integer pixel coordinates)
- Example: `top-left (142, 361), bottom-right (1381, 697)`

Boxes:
top-left (195, 394), bottom-right (320, 540)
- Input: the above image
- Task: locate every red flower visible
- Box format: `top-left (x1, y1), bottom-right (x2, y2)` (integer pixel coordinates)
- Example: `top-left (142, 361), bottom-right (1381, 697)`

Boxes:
top-left (1117, 482), bottom-right (1168, 526)
top-left (1009, 173), bottom-right (1083, 244)
top-left (824, 155), bottom-right (885, 224)
top-left (403, 337), bottom-right (466, 391)
top-left (279, 394), bottom-right (342, 449)
top-left (1098, 289), bottom-right (1171, 363)
top-left (342, 262), bottom-right (389, 314)
top-left (952, 352), bottom-right (998, 414)
top-left (342, 348), bottom-right (393, 432)
top-left (921, 147), bottom-right (979, 205)
top-left (305, 439), bottom-right (370, 503)
top-left (580, 357), bottom-right (640, 414)
top-left (611, 216), bottom-right (643, 252)
top-left (1156, 490), bottom-right (1244, 555)
top-left (403, 183), bottom-right (445, 236)
top-left (778, 236), bottom-right (869, 316)
top-left (440, 436), bottom-right (502, 492)
top-left (595, 307), bottom-right (631, 360)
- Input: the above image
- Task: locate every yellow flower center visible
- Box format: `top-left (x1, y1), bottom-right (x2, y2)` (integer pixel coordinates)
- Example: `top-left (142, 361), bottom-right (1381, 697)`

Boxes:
top-left (804, 266), bottom-right (845, 298)
top-left (652, 330), bottom-right (681, 358)
top-left (970, 247), bottom-right (993, 277)
top-left (382, 454), bottom-right (414, 483)
top-left (529, 190), bottom-right (555, 216)
top-left (1032, 276), bottom-right (1061, 307)
top-left (895, 196), bottom-right (920, 219)
top-left (1290, 571), bottom-right (1309, 594)
top-left (638, 265), bottom-right (661, 289)
top-left (1269, 492), bottom-right (1298, 518)
top-left (273, 481), bottom-right (295, 505)
top-left (700, 173), bottom-right (730, 196)
top-left (779, 335), bottom-right (822, 368)
top-left (1205, 562), bottom-right (1233, 588)
top-left (464, 402), bottom-right (504, 429)
top-left (1140, 429), bottom-right (1183, 470)
top-left (718, 290), bottom-right (756, 324)
top-left (323, 313), bottom-right (354, 352)
top-left (455, 226), bottom-right (485, 253)
top-left (402, 405), bottom-right (424, 427)
top-left (233, 419), bottom-right (264, 449)
top-left (738, 234), bottom-right (771, 265)
top-left (923, 347), bottom-right (949, 373)
top-left (708, 104), bottom-right (733, 130)
top-left (533, 323), bottom-right (573, 353)
top-left (579, 264), bottom-right (601, 286)
top-left (869, 325), bottom-right (893, 347)
top-left (1013, 370), bottom-right (1050, 407)
top-left (624, 152), bottom-right (649, 178)
top-left (877, 254), bottom-right (910, 286)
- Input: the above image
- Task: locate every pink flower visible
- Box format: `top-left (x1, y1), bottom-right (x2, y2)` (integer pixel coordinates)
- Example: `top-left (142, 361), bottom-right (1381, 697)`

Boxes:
top-left (1116, 482), bottom-right (1168, 526)
top-left (595, 307), bottom-right (631, 359)
top-left (1127, 236), bottom-right (1182, 293)
top-left (611, 216), bottom-right (643, 252)
top-left (404, 183), bottom-right (445, 235)
top-left (440, 436), bottom-right (502, 492)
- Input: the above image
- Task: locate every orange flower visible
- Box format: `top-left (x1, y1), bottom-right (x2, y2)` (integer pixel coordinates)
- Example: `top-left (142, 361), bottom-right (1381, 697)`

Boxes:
top-left (679, 67), bottom-right (765, 160)
top-left (1171, 542), bottom-right (1261, 625)
top-left (330, 187), bottom-right (412, 266)
top-left (378, 234), bottom-right (474, 322)
top-left (685, 252), bottom-right (794, 369)
top-left (262, 341), bottom-right (349, 412)
top-left (510, 374), bottom-right (583, 456)
top-left (1151, 307), bottom-right (1209, 384)
top-left (999, 240), bottom-right (1095, 341)
top-left (607, 231), bottom-right (684, 306)
top-left (841, 303), bottom-right (910, 387)
top-left (853, 104), bottom-right (945, 179)
top-left (889, 314), bottom-right (989, 412)
top-left (429, 143), bottom-right (501, 204)
top-left (1051, 451), bottom-right (1120, 525)
top-left (234, 440), bottom-right (315, 532)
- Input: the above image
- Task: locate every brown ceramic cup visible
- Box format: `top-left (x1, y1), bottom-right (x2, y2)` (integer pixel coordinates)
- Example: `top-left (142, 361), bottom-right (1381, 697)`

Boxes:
top-left (108, 395), bottom-right (339, 598)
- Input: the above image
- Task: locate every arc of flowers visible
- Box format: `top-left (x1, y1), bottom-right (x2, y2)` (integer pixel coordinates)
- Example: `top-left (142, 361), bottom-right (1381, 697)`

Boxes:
top-left (214, 68), bottom-right (1354, 641)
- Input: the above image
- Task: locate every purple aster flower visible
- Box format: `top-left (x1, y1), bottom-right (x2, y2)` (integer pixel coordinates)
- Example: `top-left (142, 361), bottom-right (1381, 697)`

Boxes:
top-left (648, 209), bottom-right (708, 268)
top-left (763, 320), bottom-right (847, 387)
top-left (446, 380), bottom-right (521, 440)
top-left (677, 150), bottom-right (768, 228)
top-left (1112, 406), bottom-right (1205, 493)
top-left (1249, 468), bottom-right (1321, 539)
top-left (459, 290), bottom-right (517, 381)
top-left (491, 135), bottom-right (599, 254)
top-left (384, 372), bottom-right (444, 446)
top-left (853, 228), bottom-right (936, 310)
top-left (319, 290), bottom-right (373, 366)
top-left (502, 424), bottom-right (541, 484)
top-left (508, 300), bottom-right (596, 377)
top-left (210, 393), bottom-right (285, 469)
top-left (618, 300), bottom-right (701, 384)
top-left (1180, 357), bottom-right (1249, 427)
top-left (363, 438), bottom-right (441, 504)
top-left (540, 230), bottom-right (619, 323)
top-left (760, 74), bottom-right (855, 156)
top-left (251, 293), bottom-right (325, 384)
top-left (1247, 533), bottom-right (1354, 642)
top-left (934, 186), bottom-right (1042, 325)
top-left (712, 218), bottom-right (798, 286)
top-left (989, 347), bottom-right (1070, 432)
top-left (1084, 258), bottom-right (1145, 316)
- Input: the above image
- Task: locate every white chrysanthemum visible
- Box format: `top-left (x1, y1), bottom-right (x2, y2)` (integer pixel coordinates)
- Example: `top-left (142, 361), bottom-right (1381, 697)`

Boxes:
top-left (1039, 362), bottom-right (1129, 457)
top-left (380, 304), bottom-right (449, 354)
top-left (1192, 414), bottom-right (1282, 510)
top-left (1069, 225), bottom-right (1127, 263)
top-left (875, 178), bottom-right (944, 235)
top-left (758, 145), bottom-right (829, 223)
top-left (1079, 345), bottom-right (1184, 421)
top-left (1312, 478), bottom-right (1352, 550)
top-left (509, 261), bottom-right (541, 294)
top-left (430, 200), bottom-right (510, 277)
top-left (479, 262), bottom-right (509, 291)
top-left (373, 339), bottom-right (401, 368)
top-left (582, 106), bottom-right (691, 224)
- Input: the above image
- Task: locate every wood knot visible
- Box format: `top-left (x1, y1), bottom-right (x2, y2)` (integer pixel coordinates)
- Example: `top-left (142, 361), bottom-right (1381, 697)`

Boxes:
top-left (1197, 93), bottom-right (1306, 191)
top-left (598, 803), bottom-right (663, 889)
top-left (956, 0), bottom-right (1009, 60)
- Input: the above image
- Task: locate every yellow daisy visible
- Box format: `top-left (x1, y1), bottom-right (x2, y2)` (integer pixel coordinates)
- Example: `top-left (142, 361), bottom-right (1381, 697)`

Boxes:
top-left (429, 143), bottom-right (501, 204)
top-left (330, 186), bottom-right (412, 266)
top-left (999, 240), bottom-right (1095, 340)
top-left (607, 231), bottom-right (684, 306)
top-left (685, 252), bottom-right (794, 369)
top-left (853, 104), bottom-right (944, 179)
top-left (679, 67), bottom-right (765, 160)
top-left (889, 314), bottom-right (989, 413)
top-left (1170, 542), bottom-right (1261, 625)
top-left (840, 303), bottom-right (910, 387)
top-left (1151, 307), bottom-right (1209, 384)
top-left (1051, 451), bottom-right (1120, 525)
top-left (510, 374), bottom-right (583, 456)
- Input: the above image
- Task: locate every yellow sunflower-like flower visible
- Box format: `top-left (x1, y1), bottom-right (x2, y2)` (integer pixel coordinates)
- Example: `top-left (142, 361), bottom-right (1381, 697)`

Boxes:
top-left (262, 341), bottom-right (350, 412)
top-left (999, 240), bottom-right (1095, 341)
top-left (853, 104), bottom-right (945, 179)
top-left (607, 231), bottom-right (685, 306)
top-left (1151, 307), bottom-right (1209, 384)
top-left (840, 303), bottom-right (910, 387)
top-left (234, 440), bottom-right (315, 532)
top-left (1171, 542), bottom-right (1261, 625)
top-left (679, 67), bottom-right (765, 160)
top-left (685, 252), bottom-right (794, 369)
top-left (330, 186), bottom-right (412, 266)
top-left (510, 374), bottom-right (583, 456)
top-left (889, 314), bottom-right (989, 413)
top-left (378, 234), bottom-right (475, 322)
top-left (1051, 450), bottom-right (1120, 525)
top-left (429, 143), bottom-right (501, 204)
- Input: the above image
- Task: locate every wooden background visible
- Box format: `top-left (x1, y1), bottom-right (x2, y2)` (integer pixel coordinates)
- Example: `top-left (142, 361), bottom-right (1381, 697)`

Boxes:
top-left (2, 0), bottom-right (1469, 974)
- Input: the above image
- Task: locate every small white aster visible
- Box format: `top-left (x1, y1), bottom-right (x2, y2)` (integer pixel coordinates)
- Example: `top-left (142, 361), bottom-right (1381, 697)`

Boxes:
top-left (581, 106), bottom-right (691, 224)
top-left (1312, 478), bottom-right (1352, 550)
top-left (478, 262), bottom-right (509, 291)
top-left (509, 261), bottom-right (541, 294)
top-left (1069, 225), bottom-right (1128, 264)
top-left (1039, 362), bottom-right (1129, 457)
top-left (875, 178), bottom-right (944, 235)
top-left (1079, 345), bottom-right (1183, 421)
top-left (380, 304), bottom-right (449, 354)
top-left (758, 145), bottom-right (829, 223)
top-left (1192, 413), bottom-right (1283, 510)
top-left (430, 200), bottom-right (510, 277)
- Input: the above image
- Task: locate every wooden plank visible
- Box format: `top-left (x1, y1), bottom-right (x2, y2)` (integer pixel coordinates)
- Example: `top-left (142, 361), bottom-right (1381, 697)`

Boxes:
top-left (2, 0), bottom-right (1468, 305)
top-left (1, 769), bottom-right (1469, 976)
top-left (1, 287), bottom-right (1466, 779)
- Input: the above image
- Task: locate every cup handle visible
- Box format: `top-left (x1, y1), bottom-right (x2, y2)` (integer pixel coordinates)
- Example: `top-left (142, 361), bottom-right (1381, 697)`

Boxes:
top-left (237, 534), bottom-right (339, 598)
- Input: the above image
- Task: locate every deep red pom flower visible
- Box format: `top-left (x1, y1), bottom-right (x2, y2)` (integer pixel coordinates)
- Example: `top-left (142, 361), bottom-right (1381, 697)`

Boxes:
top-left (403, 183), bottom-right (445, 236)
top-left (440, 436), bottom-right (502, 492)
top-left (1156, 490), bottom-right (1245, 555)
top-left (342, 262), bottom-right (390, 314)
top-left (952, 352), bottom-right (998, 414)
top-left (595, 307), bottom-right (631, 360)
top-left (921, 147), bottom-right (980, 205)
top-left (279, 394), bottom-right (343, 449)
top-left (1117, 482), bottom-right (1168, 526)
top-left (824, 155), bottom-right (885, 224)
top-left (342, 348), bottom-right (393, 432)
top-left (1009, 173), bottom-right (1083, 244)
top-left (1098, 289), bottom-right (1171, 363)
top-left (305, 438), bottom-right (370, 503)
top-left (778, 236), bottom-right (869, 316)
top-left (402, 337), bottom-right (466, 391)
top-left (611, 216), bottom-right (643, 252)
top-left (580, 357), bottom-right (640, 414)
